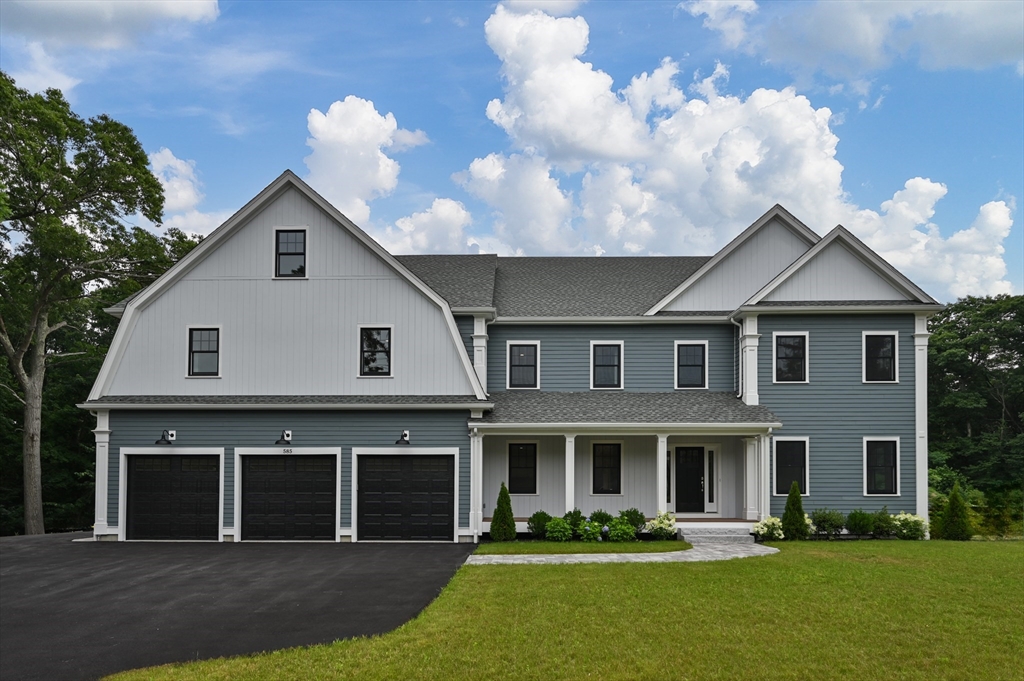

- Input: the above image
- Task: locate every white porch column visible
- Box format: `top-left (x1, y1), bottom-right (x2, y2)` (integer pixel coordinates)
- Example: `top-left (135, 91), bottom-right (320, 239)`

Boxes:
top-left (472, 315), bottom-right (489, 387)
top-left (470, 428), bottom-right (484, 542)
top-left (92, 410), bottom-right (111, 537)
top-left (742, 436), bottom-right (759, 520)
top-left (914, 314), bottom-right (931, 525)
top-left (759, 434), bottom-right (772, 519)
top-left (740, 315), bottom-right (760, 405)
top-left (656, 434), bottom-right (668, 514)
top-left (564, 434), bottom-right (576, 514)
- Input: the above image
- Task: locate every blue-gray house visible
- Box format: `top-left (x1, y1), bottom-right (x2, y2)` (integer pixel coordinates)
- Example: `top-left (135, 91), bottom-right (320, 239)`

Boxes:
top-left (81, 171), bottom-right (941, 542)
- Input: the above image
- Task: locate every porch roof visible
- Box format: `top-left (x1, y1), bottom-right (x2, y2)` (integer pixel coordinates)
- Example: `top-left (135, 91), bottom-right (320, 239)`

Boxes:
top-left (470, 391), bottom-right (780, 428)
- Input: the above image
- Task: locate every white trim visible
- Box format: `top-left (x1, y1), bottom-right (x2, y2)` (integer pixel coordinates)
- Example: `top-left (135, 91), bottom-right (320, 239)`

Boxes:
top-left (351, 446), bottom-right (460, 543)
top-left (863, 437), bottom-right (901, 497)
top-left (646, 205), bottom-right (820, 315)
top-left (185, 324), bottom-right (222, 378)
top-left (272, 226), bottom-right (309, 280)
top-left (564, 434), bottom-right (576, 514)
top-left (735, 304), bottom-right (942, 315)
top-left (234, 446), bottom-right (343, 543)
top-left (494, 316), bottom-right (733, 324)
top-left (772, 436), bottom-right (810, 496)
top-left (590, 441), bottom-right (625, 496)
top-left (506, 440), bottom-right (540, 495)
top-left (506, 340), bottom-right (540, 390)
top-left (914, 313), bottom-right (931, 525)
top-left (862, 331), bottom-right (899, 383)
top-left (92, 410), bottom-right (111, 536)
top-left (118, 446), bottom-right (225, 542)
top-left (674, 340), bottom-right (709, 390)
top-left (772, 331), bottom-right (809, 384)
top-left (590, 340), bottom-right (625, 390)
top-left (468, 422), bottom-right (781, 435)
top-left (357, 324), bottom-right (395, 379)
top-left (81, 401), bottom-right (493, 411)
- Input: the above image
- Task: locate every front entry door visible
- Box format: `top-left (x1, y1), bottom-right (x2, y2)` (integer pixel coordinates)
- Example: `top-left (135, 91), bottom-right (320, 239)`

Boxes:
top-left (676, 447), bottom-right (704, 512)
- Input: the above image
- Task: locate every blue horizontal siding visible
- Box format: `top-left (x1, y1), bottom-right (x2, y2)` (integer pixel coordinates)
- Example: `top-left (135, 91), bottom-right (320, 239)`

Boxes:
top-left (455, 315), bottom-right (474, 357)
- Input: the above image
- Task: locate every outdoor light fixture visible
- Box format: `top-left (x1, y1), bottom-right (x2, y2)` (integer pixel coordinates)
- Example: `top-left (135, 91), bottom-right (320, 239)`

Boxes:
top-left (395, 430), bottom-right (410, 445)
top-left (275, 430), bottom-right (292, 445)
top-left (155, 430), bottom-right (175, 445)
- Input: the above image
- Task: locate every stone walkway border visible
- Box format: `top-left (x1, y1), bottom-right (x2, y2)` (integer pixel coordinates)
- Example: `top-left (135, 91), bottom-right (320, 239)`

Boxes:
top-left (466, 543), bottom-right (779, 565)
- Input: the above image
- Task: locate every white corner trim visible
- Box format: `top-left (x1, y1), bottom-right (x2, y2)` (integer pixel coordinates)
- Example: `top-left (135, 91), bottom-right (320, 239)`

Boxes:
top-left (862, 437), bottom-right (901, 497)
top-left (506, 340), bottom-right (541, 390)
top-left (771, 331), bottom-right (809, 384)
top-left (590, 340), bottom-right (625, 390)
top-left (673, 340), bottom-right (709, 390)
top-left (862, 331), bottom-right (899, 383)
top-left (772, 436), bottom-right (810, 497)
top-left (356, 324), bottom-right (395, 379)
top-left (506, 440), bottom-right (540, 495)
top-left (914, 313), bottom-right (931, 522)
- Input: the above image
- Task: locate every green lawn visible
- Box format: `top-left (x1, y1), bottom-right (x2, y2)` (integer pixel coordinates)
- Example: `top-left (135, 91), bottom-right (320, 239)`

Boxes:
top-left (108, 542), bottom-right (1023, 681)
top-left (474, 539), bottom-right (691, 554)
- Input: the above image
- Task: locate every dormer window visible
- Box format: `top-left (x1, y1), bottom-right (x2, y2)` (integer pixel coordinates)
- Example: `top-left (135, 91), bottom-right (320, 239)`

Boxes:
top-left (275, 229), bottom-right (306, 277)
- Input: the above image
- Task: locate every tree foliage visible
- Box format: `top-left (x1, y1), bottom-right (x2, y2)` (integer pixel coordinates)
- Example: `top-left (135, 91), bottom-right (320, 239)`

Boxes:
top-left (781, 481), bottom-right (808, 540)
top-left (939, 482), bottom-right (973, 541)
top-left (490, 482), bottom-right (517, 541)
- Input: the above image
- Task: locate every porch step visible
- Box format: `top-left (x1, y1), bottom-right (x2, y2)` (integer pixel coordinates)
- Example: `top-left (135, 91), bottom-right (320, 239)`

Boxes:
top-left (678, 527), bottom-right (752, 537)
top-left (682, 534), bottom-right (755, 545)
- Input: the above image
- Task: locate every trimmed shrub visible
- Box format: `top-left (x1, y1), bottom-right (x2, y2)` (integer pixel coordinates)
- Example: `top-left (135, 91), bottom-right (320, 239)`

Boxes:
top-left (490, 482), bottom-right (517, 542)
top-left (526, 510), bottom-right (552, 539)
top-left (607, 517), bottom-right (637, 542)
top-left (893, 512), bottom-right (928, 540)
top-left (872, 507), bottom-right (896, 538)
top-left (578, 518), bottom-right (603, 542)
top-left (563, 508), bottom-right (584, 538)
top-left (810, 508), bottom-right (845, 540)
top-left (590, 509), bottom-right (614, 526)
top-left (646, 511), bottom-right (677, 540)
top-left (545, 517), bottom-right (573, 542)
top-left (752, 516), bottom-right (784, 541)
top-left (781, 481), bottom-right (809, 540)
top-left (845, 509), bottom-right (874, 536)
top-left (941, 482), bottom-right (972, 541)
top-left (618, 508), bottom-right (646, 533)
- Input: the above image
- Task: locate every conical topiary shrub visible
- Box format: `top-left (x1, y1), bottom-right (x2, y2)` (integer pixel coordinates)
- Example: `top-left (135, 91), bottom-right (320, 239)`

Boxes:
top-left (490, 482), bottom-right (517, 541)
top-left (940, 482), bottom-right (972, 541)
top-left (781, 480), bottom-right (809, 540)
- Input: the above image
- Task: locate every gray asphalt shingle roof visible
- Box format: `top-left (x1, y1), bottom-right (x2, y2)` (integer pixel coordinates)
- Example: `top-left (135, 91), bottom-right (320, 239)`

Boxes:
top-left (471, 391), bottom-right (779, 424)
top-left (395, 254), bottom-right (497, 308)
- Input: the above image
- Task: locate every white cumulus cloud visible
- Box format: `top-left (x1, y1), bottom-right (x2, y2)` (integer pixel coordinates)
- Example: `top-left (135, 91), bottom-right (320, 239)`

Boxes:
top-left (372, 198), bottom-right (474, 254)
top-left (7, 42), bottom-right (80, 94)
top-left (148, 148), bottom-right (230, 236)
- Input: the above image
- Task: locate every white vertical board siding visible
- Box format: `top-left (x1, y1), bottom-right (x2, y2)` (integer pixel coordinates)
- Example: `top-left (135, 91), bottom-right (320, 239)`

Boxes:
top-left (663, 219), bottom-right (812, 311)
top-left (482, 435), bottom-right (565, 519)
top-left (106, 187), bottom-right (475, 396)
top-left (764, 241), bottom-right (909, 302)
top-left (574, 435), bottom-right (658, 518)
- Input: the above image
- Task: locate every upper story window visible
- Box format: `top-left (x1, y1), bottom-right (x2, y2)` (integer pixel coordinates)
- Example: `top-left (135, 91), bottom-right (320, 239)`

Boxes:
top-left (864, 438), bottom-right (899, 495)
top-left (188, 328), bottom-right (219, 377)
top-left (591, 341), bottom-right (623, 389)
top-left (508, 443), bottom-right (538, 494)
top-left (507, 342), bottom-right (539, 389)
top-left (592, 443), bottom-right (622, 495)
top-left (675, 341), bottom-right (708, 389)
top-left (774, 438), bottom-right (808, 496)
top-left (359, 327), bottom-right (391, 377)
top-left (275, 229), bottom-right (306, 277)
top-left (774, 332), bottom-right (808, 383)
top-left (863, 332), bottom-right (898, 383)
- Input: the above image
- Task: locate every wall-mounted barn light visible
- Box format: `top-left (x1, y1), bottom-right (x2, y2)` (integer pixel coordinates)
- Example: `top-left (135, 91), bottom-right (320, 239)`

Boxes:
top-left (395, 430), bottom-right (410, 445)
top-left (275, 430), bottom-right (292, 445)
top-left (155, 430), bottom-right (175, 445)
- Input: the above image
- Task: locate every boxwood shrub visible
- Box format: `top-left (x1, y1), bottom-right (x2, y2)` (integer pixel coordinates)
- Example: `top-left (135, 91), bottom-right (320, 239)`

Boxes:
top-left (618, 508), bottom-right (646, 533)
top-left (845, 509), bottom-right (874, 536)
top-left (810, 508), bottom-right (845, 540)
top-left (590, 509), bottom-right (614, 526)
top-left (527, 510), bottom-right (552, 539)
top-left (872, 507), bottom-right (897, 538)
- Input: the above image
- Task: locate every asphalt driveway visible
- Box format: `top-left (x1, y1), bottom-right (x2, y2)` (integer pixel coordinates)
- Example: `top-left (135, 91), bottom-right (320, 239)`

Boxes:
top-left (0, 532), bottom-right (475, 681)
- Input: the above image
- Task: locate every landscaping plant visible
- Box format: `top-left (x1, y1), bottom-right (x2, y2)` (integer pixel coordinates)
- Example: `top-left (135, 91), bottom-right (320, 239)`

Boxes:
top-left (781, 481), bottom-right (809, 540)
top-left (872, 507), bottom-right (896, 538)
top-left (563, 508), bottom-right (585, 538)
top-left (490, 483), bottom-right (517, 542)
top-left (646, 511), bottom-right (677, 540)
top-left (940, 482), bottom-right (972, 540)
top-left (544, 517), bottom-right (573, 542)
top-left (893, 512), bottom-right (928, 540)
top-left (526, 510), bottom-right (552, 539)
top-left (578, 518), bottom-right (603, 542)
top-left (618, 507), bottom-right (646, 534)
top-left (844, 509), bottom-right (874, 536)
top-left (752, 516), bottom-right (784, 541)
top-left (607, 517), bottom-right (637, 542)
top-left (810, 508), bottom-right (845, 540)
top-left (589, 509), bottom-right (614, 526)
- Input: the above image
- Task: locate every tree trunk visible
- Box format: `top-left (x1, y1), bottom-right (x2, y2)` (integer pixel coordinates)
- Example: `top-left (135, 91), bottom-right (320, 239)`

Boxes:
top-left (21, 313), bottom-right (48, 535)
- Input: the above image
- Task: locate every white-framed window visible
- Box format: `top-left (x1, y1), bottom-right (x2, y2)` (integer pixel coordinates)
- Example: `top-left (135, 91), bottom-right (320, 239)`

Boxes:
top-left (274, 227), bottom-right (307, 278)
top-left (773, 331), bottom-right (809, 383)
top-left (506, 341), bottom-right (540, 390)
top-left (186, 326), bottom-right (221, 378)
top-left (674, 340), bottom-right (708, 389)
top-left (591, 442), bottom-right (623, 495)
top-left (863, 437), bottom-right (900, 496)
top-left (863, 332), bottom-right (899, 383)
top-left (358, 325), bottom-right (393, 378)
top-left (773, 437), bottom-right (809, 496)
top-left (590, 341), bottom-right (624, 390)
top-left (507, 442), bottom-right (539, 495)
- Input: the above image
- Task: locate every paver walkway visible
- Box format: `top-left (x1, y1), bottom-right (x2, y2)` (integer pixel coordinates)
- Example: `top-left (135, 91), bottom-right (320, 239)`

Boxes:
top-left (466, 543), bottom-right (778, 565)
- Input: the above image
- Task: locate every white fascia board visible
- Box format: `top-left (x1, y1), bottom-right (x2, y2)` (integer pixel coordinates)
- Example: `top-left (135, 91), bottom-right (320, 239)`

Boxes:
top-left (744, 226), bottom-right (938, 307)
top-left (494, 316), bottom-right (732, 324)
top-left (644, 205), bottom-right (821, 316)
top-left (466, 422), bottom-right (781, 434)
top-left (77, 401), bottom-right (494, 411)
top-left (89, 170), bottom-right (487, 401)
top-left (451, 307), bottom-right (497, 319)
top-left (733, 304), bottom-right (943, 316)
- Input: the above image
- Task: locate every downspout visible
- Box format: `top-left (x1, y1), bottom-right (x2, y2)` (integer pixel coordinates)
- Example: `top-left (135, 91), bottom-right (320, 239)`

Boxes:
top-left (730, 315), bottom-right (743, 398)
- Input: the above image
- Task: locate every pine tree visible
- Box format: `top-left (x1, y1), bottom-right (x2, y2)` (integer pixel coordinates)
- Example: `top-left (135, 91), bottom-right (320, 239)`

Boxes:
top-left (781, 480), bottom-right (809, 540)
top-left (490, 482), bottom-right (517, 541)
top-left (940, 482), bottom-right (972, 541)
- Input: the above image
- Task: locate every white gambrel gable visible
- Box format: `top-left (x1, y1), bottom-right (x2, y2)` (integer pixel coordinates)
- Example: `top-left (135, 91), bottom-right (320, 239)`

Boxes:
top-left (647, 205), bottom-right (820, 314)
top-left (88, 171), bottom-right (486, 400)
top-left (746, 226), bottom-right (939, 305)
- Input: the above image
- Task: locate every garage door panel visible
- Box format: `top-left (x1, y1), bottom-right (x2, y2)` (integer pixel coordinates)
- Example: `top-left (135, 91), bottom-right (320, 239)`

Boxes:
top-left (358, 455), bottom-right (454, 541)
top-left (241, 456), bottom-right (336, 541)
top-left (127, 455), bottom-right (220, 540)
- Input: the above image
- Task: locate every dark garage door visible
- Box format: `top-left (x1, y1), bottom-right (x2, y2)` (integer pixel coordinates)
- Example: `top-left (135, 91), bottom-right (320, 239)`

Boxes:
top-left (241, 456), bottom-right (336, 540)
top-left (127, 455), bottom-right (219, 540)
top-left (358, 455), bottom-right (454, 541)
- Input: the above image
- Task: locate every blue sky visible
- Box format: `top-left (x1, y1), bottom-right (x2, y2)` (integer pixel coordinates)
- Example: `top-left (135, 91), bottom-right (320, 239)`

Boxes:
top-left (1, 0), bottom-right (1021, 300)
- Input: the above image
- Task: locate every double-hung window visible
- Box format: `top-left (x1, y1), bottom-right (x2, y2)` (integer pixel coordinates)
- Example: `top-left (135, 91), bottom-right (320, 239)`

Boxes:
top-left (675, 341), bottom-right (708, 389)
top-left (591, 342), bottom-right (623, 389)
top-left (188, 328), bottom-right (219, 377)
top-left (863, 332), bottom-right (898, 383)
top-left (360, 327), bottom-right (391, 377)
top-left (275, 229), bottom-right (306, 277)
top-left (774, 332), bottom-right (808, 383)
top-left (864, 439), bottom-right (899, 495)
top-left (507, 342), bottom-right (539, 389)
top-left (508, 443), bottom-right (537, 494)
top-left (592, 443), bottom-right (622, 495)
top-left (774, 438), bottom-right (808, 495)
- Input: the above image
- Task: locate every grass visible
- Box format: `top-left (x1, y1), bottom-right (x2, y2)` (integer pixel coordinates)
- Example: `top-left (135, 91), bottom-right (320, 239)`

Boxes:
top-left (107, 541), bottom-right (1023, 681)
top-left (474, 539), bottom-right (691, 554)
